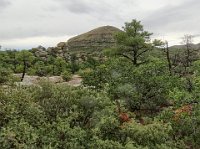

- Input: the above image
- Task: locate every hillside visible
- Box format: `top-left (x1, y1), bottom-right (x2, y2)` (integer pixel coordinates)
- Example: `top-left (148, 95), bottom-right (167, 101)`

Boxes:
top-left (67, 25), bottom-right (121, 51)
top-left (30, 26), bottom-right (121, 59)
top-left (170, 43), bottom-right (200, 49)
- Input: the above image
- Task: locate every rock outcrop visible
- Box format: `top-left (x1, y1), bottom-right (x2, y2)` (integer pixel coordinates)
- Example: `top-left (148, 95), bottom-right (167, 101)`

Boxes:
top-left (14, 74), bottom-right (82, 87)
top-left (31, 26), bottom-right (121, 60)
top-left (31, 46), bottom-right (48, 60)
top-left (67, 26), bottom-right (121, 51)
top-left (31, 43), bottom-right (69, 60)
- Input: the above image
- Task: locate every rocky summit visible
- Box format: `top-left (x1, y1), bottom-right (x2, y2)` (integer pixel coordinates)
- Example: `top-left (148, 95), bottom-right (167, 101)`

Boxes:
top-left (30, 26), bottom-right (121, 60)
top-left (67, 26), bottom-right (121, 51)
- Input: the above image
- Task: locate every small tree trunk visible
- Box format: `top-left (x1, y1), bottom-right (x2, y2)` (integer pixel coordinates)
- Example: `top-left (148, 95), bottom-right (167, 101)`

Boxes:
top-left (133, 50), bottom-right (138, 66)
top-left (21, 60), bottom-right (26, 81)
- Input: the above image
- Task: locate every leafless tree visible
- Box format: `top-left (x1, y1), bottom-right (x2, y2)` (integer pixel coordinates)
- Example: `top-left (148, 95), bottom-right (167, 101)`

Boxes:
top-left (163, 41), bottom-right (172, 75)
top-left (181, 35), bottom-right (195, 67)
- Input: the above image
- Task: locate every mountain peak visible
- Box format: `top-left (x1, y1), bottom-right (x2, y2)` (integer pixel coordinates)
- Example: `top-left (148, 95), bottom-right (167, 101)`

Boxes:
top-left (67, 26), bottom-right (121, 51)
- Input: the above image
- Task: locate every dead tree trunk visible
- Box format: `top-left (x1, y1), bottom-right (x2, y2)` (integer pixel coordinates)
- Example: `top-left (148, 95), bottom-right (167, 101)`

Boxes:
top-left (165, 42), bottom-right (172, 75)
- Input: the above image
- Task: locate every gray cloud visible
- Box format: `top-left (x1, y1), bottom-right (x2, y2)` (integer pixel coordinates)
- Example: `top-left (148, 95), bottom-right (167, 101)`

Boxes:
top-left (0, 0), bottom-right (123, 41)
top-left (55, 0), bottom-right (117, 14)
top-left (144, 0), bottom-right (200, 34)
top-left (0, 0), bottom-right (200, 49)
top-left (0, 0), bottom-right (11, 10)
top-left (53, 0), bottom-right (124, 22)
top-left (57, 0), bottom-right (95, 14)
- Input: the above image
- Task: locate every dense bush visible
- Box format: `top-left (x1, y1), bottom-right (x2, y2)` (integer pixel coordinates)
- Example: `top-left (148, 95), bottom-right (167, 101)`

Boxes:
top-left (0, 80), bottom-right (199, 148)
top-left (82, 57), bottom-right (181, 114)
top-left (61, 71), bottom-right (72, 81)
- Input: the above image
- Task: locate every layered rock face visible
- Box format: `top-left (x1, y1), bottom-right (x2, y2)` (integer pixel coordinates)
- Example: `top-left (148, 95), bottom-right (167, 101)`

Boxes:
top-left (31, 26), bottom-right (121, 60)
top-left (67, 26), bottom-right (121, 51)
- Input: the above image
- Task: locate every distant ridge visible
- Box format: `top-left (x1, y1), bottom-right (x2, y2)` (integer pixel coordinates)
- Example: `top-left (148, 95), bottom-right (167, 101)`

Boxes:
top-left (170, 43), bottom-right (200, 49)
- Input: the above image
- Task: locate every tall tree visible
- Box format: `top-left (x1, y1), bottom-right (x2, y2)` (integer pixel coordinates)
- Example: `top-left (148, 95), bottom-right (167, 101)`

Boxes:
top-left (115, 19), bottom-right (153, 66)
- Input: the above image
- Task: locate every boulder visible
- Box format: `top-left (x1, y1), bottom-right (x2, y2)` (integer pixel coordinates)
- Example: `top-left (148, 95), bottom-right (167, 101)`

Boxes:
top-left (57, 42), bottom-right (66, 48)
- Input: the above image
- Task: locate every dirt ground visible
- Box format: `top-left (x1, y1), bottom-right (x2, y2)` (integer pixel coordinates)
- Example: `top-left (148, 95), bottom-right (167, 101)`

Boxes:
top-left (15, 74), bottom-right (82, 87)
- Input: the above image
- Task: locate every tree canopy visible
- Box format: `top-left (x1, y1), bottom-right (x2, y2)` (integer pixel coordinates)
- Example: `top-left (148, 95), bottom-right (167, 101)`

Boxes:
top-left (115, 19), bottom-right (153, 66)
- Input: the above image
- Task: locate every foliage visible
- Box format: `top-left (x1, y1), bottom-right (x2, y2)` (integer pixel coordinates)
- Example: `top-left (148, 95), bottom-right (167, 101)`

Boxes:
top-left (0, 67), bottom-right (12, 84)
top-left (82, 57), bottom-right (181, 113)
top-left (115, 19), bottom-right (153, 66)
top-left (0, 83), bottom-right (184, 148)
top-left (0, 19), bottom-right (200, 149)
top-left (61, 71), bottom-right (72, 81)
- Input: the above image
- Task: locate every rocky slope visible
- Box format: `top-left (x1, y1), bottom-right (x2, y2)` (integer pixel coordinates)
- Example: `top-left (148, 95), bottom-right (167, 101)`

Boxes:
top-left (31, 26), bottom-right (121, 60)
top-left (67, 25), bottom-right (121, 51)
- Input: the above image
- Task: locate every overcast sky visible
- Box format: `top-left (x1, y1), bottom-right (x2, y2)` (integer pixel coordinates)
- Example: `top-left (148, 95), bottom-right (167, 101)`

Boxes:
top-left (0, 0), bottom-right (200, 49)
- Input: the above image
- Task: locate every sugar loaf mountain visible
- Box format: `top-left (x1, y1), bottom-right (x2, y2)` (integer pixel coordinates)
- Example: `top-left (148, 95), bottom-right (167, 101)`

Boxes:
top-left (67, 25), bottom-right (121, 51)
top-left (31, 26), bottom-right (121, 60)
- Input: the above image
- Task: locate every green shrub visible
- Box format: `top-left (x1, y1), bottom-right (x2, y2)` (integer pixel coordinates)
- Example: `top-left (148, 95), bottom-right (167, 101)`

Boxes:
top-left (61, 71), bottom-right (72, 81)
top-left (0, 67), bottom-right (12, 84)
